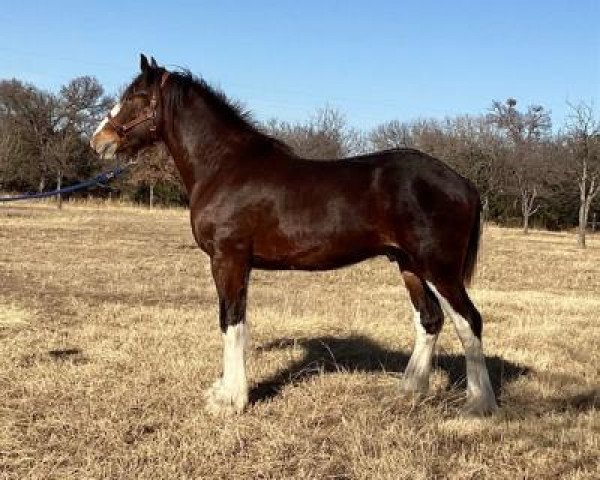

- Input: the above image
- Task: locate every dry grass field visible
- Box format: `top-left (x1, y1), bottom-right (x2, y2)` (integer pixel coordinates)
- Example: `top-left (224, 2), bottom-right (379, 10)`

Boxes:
top-left (0, 202), bottom-right (598, 479)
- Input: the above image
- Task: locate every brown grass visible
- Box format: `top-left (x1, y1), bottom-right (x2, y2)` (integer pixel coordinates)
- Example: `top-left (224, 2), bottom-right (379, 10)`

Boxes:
top-left (0, 202), bottom-right (598, 479)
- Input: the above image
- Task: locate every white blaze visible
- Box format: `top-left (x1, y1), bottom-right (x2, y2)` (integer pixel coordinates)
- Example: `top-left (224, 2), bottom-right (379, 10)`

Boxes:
top-left (93, 102), bottom-right (122, 137)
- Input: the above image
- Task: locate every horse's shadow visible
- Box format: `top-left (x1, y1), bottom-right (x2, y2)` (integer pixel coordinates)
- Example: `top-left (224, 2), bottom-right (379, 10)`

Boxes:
top-left (250, 335), bottom-right (598, 414)
top-left (252, 335), bottom-right (523, 401)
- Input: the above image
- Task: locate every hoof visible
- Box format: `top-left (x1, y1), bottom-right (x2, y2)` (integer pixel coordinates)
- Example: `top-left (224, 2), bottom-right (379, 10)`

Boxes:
top-left (399, 374), bottom-right (429, 397)
top-left (461, 396), bottom-right (498, 417)
top-left (204, 379), bottom-right (248, 416)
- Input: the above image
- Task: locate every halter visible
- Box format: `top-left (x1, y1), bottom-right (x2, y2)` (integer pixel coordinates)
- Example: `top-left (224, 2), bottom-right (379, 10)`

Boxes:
top-left (106, 71), bottom-right (170, 140)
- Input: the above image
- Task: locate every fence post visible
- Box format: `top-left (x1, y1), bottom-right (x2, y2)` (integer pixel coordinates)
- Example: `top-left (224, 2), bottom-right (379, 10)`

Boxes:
top-left (57, 172), bottom-right (62, 210)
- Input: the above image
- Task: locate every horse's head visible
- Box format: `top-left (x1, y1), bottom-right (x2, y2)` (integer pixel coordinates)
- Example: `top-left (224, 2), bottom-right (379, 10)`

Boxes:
top-left (90, 54), bottom-right (169, 159)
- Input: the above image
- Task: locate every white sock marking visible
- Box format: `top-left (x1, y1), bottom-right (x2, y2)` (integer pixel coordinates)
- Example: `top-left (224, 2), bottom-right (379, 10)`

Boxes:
top-left (402, 306), bottom-right (438, 393)
top-left (426, 282), bottom-right (497, 413)
top-left (221, 322), bottom-right (248, 410)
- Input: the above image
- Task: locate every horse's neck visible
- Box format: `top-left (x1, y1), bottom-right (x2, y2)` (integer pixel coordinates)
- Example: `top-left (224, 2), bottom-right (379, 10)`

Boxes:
top-left (162, 94), bottom-right (246, 196)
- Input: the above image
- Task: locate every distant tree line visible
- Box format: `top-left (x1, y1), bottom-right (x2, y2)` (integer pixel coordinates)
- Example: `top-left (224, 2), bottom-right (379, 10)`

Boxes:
top-left (1, 76), bottom-right (598, 246)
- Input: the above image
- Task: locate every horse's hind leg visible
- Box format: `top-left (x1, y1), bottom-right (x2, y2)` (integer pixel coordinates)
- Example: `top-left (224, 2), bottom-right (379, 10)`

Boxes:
top-left (400, 271), bottom-right (444, 395)
top-left (427, 281), bottom-right (498, 415)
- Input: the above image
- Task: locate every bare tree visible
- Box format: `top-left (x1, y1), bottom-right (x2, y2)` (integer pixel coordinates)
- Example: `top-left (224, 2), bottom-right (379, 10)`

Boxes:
top-left (487, 98), bottom-right (551, 233)
top-left (264, 106), bottom-right (365, 159)
top-left (370, 119), bottom-right (414, 150)
top-left (0, 77), bottom-right (111, 205)
top-left (0, 117), bottom-right (21, 191)
top-left (565, 101), bottom-right (600, 248)
top-left (441, 115), bottom-right (510, 223)
top-left (58, 76), bottom-right (113, 138)
top-left (513, 143), bottom-right (542, 233)
top-left (129, 144), bottom-right (179, 208)
top-left (45, 126), bottom-right (86, 208)
top-left (51, 77), bottom-right (112, 207)
top-left (0, 79), bottom-right (55, 191)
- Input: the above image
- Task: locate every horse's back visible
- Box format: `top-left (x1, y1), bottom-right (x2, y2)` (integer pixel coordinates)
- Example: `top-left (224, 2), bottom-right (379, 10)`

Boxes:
top-left (292, 147), bottom-right (477, 203)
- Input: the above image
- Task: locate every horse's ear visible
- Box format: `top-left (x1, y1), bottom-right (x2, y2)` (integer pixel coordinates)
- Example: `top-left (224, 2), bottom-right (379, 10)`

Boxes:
top-left (150, 56), bottom-right (159, 68)
top-left (140, 54), bottom-right (150, 72)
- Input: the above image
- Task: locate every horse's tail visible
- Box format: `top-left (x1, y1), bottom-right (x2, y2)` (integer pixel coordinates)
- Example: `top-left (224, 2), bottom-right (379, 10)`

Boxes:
top-left (463, 197), bottom-right (481, 286)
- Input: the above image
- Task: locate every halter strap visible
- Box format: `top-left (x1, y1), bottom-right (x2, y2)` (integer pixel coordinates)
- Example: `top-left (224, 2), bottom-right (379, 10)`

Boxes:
top-left (107, 71), bottom-right (170, 139)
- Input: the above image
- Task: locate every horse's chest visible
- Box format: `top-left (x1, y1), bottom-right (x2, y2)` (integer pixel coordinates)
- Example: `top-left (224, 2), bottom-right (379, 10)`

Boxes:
top-left (190, 211), bottom-right (218, 255)
top-left (191, 207), bottom-right (250, 256)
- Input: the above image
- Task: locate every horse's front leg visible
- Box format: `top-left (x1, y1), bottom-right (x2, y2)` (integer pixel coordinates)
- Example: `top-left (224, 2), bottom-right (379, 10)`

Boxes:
top-left (205, 251), bottom-right (251, 415)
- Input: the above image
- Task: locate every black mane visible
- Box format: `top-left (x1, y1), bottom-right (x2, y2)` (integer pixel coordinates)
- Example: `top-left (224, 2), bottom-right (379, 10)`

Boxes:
top-left (165, 70), bottom-right (254, 128)
top-left (123, 69), bottom-right (253, 128)
top-left (123, 68), bottom-right (291, 151)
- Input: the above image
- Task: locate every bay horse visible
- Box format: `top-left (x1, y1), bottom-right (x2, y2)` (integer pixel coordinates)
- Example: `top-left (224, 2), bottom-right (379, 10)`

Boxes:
top-left (91, 55), bottom-right (497, 416)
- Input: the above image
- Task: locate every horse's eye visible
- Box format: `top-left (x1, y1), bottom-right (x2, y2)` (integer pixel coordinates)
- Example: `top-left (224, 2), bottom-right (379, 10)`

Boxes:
top-left (123, 91), bottom-right (149, 103)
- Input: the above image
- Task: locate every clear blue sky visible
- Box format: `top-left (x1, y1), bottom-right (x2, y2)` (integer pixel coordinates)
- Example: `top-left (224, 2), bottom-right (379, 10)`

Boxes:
top-left (1, 1), bottom-right (598, 130)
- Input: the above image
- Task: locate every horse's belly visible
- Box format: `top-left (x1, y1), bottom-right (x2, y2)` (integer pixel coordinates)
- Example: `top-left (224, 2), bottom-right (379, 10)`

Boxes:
top-left (252, 230), bottom-right (392, 271)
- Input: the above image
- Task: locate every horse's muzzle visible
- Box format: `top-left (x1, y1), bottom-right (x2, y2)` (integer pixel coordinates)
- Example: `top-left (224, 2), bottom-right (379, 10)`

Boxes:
top-left (90, 133), bottom-right (119, 160)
